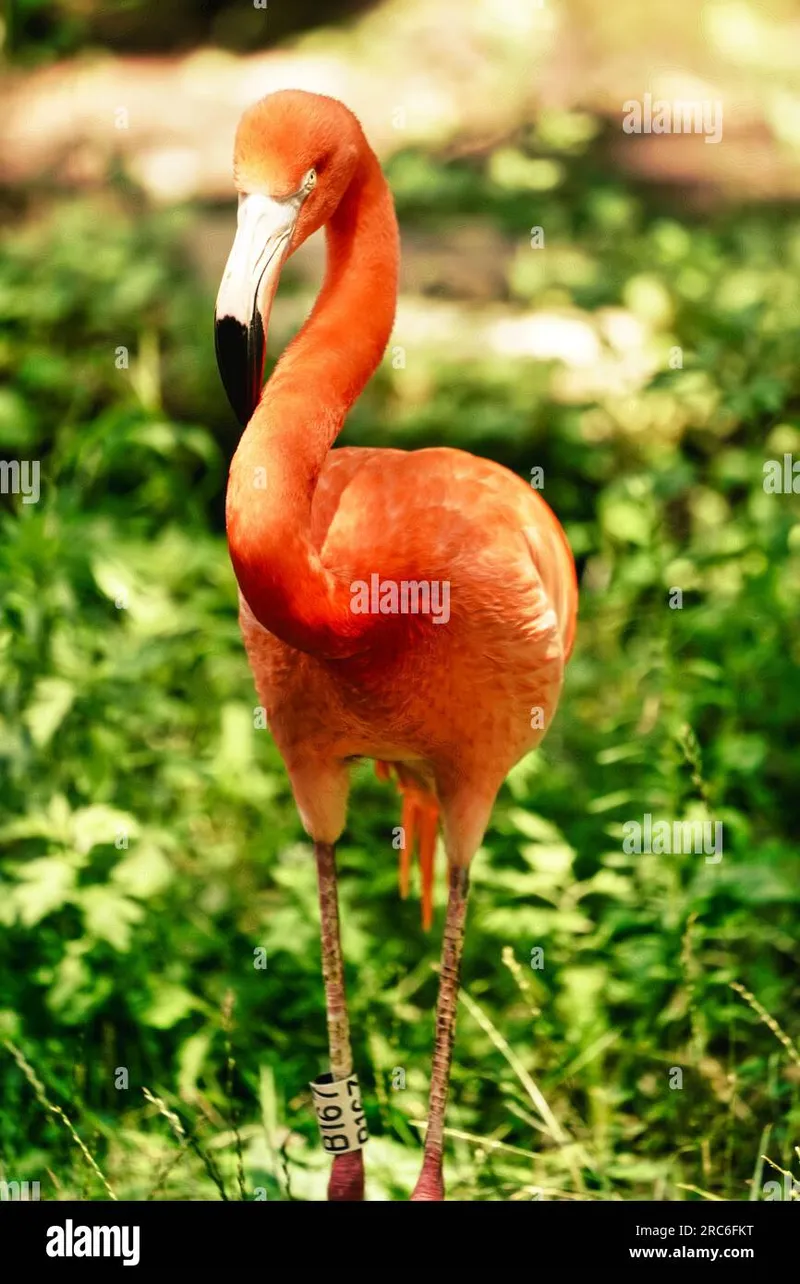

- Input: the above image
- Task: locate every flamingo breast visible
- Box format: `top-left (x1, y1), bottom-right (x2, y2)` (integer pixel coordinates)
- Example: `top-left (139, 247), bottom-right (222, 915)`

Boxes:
top-left (239, 445), bottom-right (576, 801)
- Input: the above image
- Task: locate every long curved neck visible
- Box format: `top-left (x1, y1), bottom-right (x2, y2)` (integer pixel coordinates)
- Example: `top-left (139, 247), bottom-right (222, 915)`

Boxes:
top-left (226, 146), bottom-right (399, 658)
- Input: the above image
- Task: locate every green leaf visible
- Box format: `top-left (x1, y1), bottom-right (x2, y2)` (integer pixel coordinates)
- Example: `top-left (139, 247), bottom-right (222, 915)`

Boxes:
top-left (507, 809), bottom-right (564, 843)
top-left (71, 806), bottom-right (140, 854)
top-left (177, 1033), bottom-right (211, 1099)
top-left (79, 886), bottom-right (144, 951)
top-left (47, 950), bottom-right (114, 1024)
top-left (112, 843), bottom-right (173, 898)
top-left (11, 856), bottom-right (76, 926)
top-left (22, 678), bottom-right (75, 748)
top-left (136, 983), bottom-right (198, 1030)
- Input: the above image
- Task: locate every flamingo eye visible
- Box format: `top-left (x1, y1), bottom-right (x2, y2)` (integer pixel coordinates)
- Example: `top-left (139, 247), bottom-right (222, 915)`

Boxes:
top-left (303, 168), bottom-right (317, 192)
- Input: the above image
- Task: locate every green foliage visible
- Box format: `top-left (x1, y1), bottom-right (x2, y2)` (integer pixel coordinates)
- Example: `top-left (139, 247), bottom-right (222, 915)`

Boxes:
top-left (1, 0), bottom-right (375, 66)
top-left (1, 121), bottom-right (799, 1202)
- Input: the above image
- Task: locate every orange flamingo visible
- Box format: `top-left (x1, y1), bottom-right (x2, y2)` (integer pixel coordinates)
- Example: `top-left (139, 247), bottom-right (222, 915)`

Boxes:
top-left (214, 90), bottom-right (577, 1202)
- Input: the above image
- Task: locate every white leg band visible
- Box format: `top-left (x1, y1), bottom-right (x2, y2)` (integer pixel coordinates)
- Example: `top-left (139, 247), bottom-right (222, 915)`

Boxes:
top-left (310, 1072), bottom-right (368, 1153)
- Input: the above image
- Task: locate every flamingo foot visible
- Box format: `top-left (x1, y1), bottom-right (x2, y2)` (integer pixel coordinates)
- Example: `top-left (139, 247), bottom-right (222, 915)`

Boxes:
top-left (328, 1150), bottom-right (365, 1201)
top-left (409, 1151), bottom-right (444, 1201)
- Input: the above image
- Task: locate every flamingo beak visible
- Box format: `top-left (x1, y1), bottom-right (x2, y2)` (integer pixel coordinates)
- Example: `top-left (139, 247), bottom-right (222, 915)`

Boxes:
top-left (214, 192), bottom-right (300, 427)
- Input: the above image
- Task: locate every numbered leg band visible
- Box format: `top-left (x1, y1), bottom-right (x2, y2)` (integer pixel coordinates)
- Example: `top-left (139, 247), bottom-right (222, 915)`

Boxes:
top-left (310, 1072), bottom-right (369, 1154)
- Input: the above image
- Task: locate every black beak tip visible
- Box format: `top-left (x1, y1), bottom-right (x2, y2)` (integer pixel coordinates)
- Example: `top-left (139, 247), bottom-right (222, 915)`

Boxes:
top-left (214, 314), bottom-right (265, 428)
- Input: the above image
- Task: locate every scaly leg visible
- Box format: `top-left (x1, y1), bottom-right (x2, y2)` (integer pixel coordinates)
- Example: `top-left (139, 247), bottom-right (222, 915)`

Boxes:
top-left (313, 840), bottom-right (364, 1201)
top-left (410, 863), bottom-right (470, 1200)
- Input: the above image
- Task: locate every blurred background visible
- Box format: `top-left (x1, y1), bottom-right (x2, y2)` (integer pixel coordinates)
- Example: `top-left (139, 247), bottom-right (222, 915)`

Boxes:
top-left (1, 0), bottom-right (799, 1202)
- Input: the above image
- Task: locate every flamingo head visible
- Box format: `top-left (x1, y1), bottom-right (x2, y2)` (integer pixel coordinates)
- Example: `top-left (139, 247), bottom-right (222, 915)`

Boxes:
top-left (215, 89), bottom-right (363, 426)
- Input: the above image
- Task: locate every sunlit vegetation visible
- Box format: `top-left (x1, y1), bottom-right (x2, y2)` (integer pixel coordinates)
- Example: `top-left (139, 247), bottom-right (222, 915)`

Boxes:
top-left (1, 6), bottom-right (799, 1203)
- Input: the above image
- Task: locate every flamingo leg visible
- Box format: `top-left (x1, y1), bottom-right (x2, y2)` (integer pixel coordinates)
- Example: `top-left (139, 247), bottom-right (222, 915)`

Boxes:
top-left (313, 840), bottom-right (365, 1201)
top-left (410, 863), bottom-right (470, 1201)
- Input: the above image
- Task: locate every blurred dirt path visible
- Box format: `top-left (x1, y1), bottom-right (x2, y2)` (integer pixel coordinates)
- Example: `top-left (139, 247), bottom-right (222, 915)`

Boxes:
top-left (1, 0), bottom-right (799, 203)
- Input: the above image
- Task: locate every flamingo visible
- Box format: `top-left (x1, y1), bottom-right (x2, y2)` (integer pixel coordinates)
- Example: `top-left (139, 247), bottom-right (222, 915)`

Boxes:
top-left (214, 89), bottom-right (577, 1202)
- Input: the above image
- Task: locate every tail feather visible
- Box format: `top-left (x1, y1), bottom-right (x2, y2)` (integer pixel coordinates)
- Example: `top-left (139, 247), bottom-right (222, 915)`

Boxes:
top-left (375, 761), bottom-right (439, 929)
top-left (399, 789), bottom-right (416, 899)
